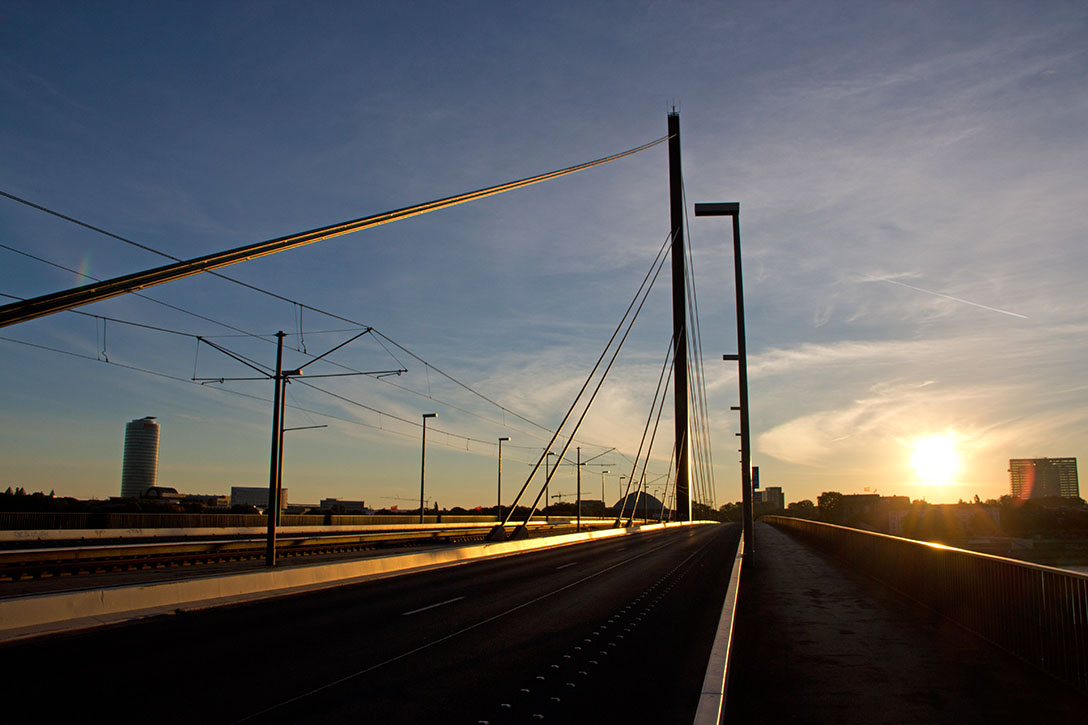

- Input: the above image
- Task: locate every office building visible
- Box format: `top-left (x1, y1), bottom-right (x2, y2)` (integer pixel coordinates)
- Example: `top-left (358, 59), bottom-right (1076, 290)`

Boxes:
top-left (1009, 458), bottom-right (1079, 500)
top-left (120, 417), bottom-right (160, 499)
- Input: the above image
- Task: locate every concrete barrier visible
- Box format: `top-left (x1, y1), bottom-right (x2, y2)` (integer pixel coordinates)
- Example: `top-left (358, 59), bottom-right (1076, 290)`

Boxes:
top-left (0, 521), bottom-right (713, 642)
top-left (0, 519), bottom-right (597, 543)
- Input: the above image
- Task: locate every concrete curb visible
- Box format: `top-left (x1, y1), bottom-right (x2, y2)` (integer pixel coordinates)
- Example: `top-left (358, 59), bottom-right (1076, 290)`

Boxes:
top-left (0, 521), bottom-right (709, 642)
top-left (693, 534), bottom-right (744, 725)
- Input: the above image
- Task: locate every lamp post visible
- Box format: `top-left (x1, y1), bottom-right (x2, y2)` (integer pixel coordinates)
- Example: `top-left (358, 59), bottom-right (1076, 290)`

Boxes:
top-left (497, 436), bottom-right (509, 524)
top-left (278, 420), bottom-right (326, 525)
top-left (600, 470), bottom-right (608, 518)
top-left (420, 413), bottom-right (437, 524)
top-left (576, 447), bottom-right (582, 532)
top-left (545, 451), bottom-right (555, 522)
top-left (695, 201), bottom-right (753, 559)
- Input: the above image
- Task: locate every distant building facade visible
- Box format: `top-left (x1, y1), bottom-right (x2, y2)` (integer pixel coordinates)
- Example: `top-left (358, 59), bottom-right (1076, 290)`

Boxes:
top-left (140, 486), bottom-right (184, 501)
top-left (755, 486), bottom-right (785, 510)
top-left (839, 494), bottom-right (912, 534)
top-left (120, 417), bottom-right (160, 498)
top-left (185, 494), bottom-right (230, 508)
top-left (1009, 458), bottom-right (1079, 500)
top-left (320, 498), bottom-right (367, 512)
top-left (231, 486), bottom-right (287, 510)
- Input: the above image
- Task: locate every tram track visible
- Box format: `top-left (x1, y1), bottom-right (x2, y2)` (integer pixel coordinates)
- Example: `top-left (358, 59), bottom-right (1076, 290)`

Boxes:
top-left (0, 522), bottom-right (614, 582)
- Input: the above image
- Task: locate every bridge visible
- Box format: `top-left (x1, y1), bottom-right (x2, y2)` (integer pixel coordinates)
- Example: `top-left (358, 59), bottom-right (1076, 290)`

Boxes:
top-left (3, 112), bottom-right (1088, 722)
top-left (2, 517), bottom-right (1087, 723)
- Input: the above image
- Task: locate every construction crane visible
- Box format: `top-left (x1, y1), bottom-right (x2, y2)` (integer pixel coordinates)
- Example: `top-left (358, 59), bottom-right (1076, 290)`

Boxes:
top-left (381, 496), bottom-right (433, 511)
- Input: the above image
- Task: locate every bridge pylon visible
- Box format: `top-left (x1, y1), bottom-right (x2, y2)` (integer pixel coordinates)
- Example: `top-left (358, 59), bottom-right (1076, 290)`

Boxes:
top-left (668, 110), bottom-right (691, 522)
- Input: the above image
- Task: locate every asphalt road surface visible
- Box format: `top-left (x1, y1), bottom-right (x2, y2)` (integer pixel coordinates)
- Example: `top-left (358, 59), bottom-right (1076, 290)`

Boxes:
top-left (4, 523), bottom-right (740, 724)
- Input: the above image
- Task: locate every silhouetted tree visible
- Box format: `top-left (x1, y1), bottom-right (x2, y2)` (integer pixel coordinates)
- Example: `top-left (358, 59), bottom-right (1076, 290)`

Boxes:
top-left (786, 499), bottom-right (818, 520)
top-left (817, 491), bottom-right (844, 524)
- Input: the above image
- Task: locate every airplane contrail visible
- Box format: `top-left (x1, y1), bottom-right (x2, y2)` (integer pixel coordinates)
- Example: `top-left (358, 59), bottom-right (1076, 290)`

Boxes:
top-left (879, 278), bottom-right (1028, 319)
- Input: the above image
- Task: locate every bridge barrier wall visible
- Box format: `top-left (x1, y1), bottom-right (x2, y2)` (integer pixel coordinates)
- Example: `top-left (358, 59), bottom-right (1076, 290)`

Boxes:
top-left (764, 515), bottom-right (1088, 692)
top-left (0, 518), bottom-right (603, 544)
top-left (0, 512), bottom-right (497, 530)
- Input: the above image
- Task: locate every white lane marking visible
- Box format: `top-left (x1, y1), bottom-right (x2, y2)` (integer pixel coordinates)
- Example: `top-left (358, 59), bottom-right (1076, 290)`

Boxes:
top-left (555, 562), bottom-right (578, 570)
top-left (401, 596), bottom-right (465, 616)
top-left (234, 536), bottom-right (685, 723)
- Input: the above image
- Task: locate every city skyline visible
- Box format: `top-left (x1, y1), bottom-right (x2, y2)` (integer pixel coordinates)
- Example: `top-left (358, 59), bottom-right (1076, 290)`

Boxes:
top-left (2, 1), bottom-right (1086, 507)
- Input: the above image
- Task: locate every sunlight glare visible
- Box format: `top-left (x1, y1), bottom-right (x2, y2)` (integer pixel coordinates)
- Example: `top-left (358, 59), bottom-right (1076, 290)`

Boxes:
top-left (910, 433), bottom-right (962, 485)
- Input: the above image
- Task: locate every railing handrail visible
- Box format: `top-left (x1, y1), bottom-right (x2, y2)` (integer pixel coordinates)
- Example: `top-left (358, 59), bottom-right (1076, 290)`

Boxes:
top-left (764, 515), bottom-right (1088, 579)
top-left (765, 515), bottom-right (1088, 692)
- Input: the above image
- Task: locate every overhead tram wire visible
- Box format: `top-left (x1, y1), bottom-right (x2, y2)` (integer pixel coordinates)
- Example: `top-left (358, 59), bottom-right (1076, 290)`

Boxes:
top-left (0, 191), bottom-right (626, 459)
top-left (0, 241), bottom-right (385, 378)
top-left (1, 333), bottom-right (536, 468)
top-left (0, 243), bottom-right (609, 460)
top-left (1, 282), bottom-right (565, 471)
top-left (0, 242), bottom-right (268, 340)
top-left (0, 325), bottom-right (536, 461)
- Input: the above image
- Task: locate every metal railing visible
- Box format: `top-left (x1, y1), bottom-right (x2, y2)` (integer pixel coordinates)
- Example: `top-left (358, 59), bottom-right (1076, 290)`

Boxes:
top-left (765, 515), bottom-right (1088, 692)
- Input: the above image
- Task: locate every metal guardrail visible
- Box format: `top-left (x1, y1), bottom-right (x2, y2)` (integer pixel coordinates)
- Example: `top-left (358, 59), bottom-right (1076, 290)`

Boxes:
top-left (765, 515), bottom-right (1088, 692)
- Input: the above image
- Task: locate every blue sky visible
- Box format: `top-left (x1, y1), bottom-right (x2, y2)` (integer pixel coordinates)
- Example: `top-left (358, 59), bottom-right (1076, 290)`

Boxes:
top-left (2, 0), bottom-right (1086, 508)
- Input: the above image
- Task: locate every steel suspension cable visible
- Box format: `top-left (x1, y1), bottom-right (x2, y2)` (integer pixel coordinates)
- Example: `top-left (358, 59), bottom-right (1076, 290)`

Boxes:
top-left (0, 135), bottom-right (670, 327)
top-left (682, 180), bottom-right (718, 509)
top-left (501, 232), bottom-right (674, 527)
top-left (616, 336), bottom-right (674, 521)
top-left (519, 246), bottom-right (671, 529)
top-left (618, 350), bottom-right (674, 526)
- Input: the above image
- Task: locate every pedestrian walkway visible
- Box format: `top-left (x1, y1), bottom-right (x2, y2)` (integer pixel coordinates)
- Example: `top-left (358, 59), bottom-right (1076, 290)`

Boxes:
top-left (726, 522), bottom-right (1088, 723)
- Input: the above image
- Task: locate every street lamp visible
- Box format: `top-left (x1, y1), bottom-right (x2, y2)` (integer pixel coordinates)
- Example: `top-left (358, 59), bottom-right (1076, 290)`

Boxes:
top-left (600, 470), bottom-right (608, 518)
top-left (576, 447), bottom-right (582, 532)
top-left (545, 451), bottom-right (556, 522)
top-left (695, 200), bottom-right (753, 559)
top-left (420, 413), bottom-right (437, 524)
top-left (497, 437), bottom-right (510, 524)
top-left (278, 419), bottom-right (326, 526)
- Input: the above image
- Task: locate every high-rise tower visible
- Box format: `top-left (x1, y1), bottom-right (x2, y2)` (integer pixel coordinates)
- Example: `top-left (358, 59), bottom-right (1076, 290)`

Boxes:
top-left (121, 416), bottom-right (160, 498)
top-left (1009, 457), bottom-right (1079, 500)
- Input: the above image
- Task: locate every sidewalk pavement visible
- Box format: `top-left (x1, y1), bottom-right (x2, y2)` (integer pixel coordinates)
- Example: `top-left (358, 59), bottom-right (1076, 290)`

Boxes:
top-left (725, 521), bottom-right (1088, 723)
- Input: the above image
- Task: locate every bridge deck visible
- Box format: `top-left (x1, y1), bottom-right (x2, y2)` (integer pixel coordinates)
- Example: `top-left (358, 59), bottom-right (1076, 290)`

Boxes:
top-left (726, 522), bottom-right (1088, 723)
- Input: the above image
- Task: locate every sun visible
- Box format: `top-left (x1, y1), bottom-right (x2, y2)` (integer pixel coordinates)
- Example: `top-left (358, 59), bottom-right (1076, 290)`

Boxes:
top-left (910, 433), bottom-right (962, 485)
